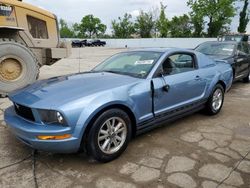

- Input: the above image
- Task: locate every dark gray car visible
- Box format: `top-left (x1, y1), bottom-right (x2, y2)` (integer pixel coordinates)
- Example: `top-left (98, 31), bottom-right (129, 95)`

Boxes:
top-left (195, 41), bottom-right (250, 82)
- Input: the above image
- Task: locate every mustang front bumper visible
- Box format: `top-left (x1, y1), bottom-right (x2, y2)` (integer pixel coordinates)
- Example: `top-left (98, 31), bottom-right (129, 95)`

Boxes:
top-left (4, 106), bottom-right (81, 153)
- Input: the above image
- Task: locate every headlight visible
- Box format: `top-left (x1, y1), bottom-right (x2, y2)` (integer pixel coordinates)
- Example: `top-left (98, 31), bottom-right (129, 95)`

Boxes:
top-left (37, 109), bottom-right (67, 126)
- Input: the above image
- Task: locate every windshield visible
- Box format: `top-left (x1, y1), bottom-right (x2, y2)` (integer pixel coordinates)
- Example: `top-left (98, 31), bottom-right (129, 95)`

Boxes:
top-left (196, 43), bottom-right (235, 58)
top-left (92, 51), bottom-right (163, 78)
top-left (222, 35), bottom-right (243, 42)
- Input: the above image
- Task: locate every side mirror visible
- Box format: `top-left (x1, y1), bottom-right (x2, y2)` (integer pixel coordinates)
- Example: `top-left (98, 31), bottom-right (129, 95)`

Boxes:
top-left (157, 69), bottom-right (164, 77)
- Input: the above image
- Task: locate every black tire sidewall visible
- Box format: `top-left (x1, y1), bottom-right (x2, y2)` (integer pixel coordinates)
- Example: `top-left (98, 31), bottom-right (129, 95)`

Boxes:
top-left (0, 40), bottom-right (38, 93)
top-left (243, 71), bottom-right (250, 83)
top-left (87, 109), bottom-right (132, 162)
top-left (207, 84), bottom-right (224, 115)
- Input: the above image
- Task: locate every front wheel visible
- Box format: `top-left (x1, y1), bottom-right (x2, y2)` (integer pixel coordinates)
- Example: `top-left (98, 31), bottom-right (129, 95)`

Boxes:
top-left (205, 84), bottom-right (224, 115)
top-left (86, 109), bottom-right (132, 162)
top-left (242, 71), bottom-right (250, 83)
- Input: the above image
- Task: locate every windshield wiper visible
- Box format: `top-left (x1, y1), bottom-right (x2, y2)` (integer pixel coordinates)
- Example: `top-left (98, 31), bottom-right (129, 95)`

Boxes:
top-left (104, 70), bottom-right (142, 78)
top-left (103, 70), bottom-right (121, 74)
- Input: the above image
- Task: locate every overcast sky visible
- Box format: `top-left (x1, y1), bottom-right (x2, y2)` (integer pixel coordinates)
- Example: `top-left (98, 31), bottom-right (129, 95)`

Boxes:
top-left (25, 0), bottom-right (250, 34)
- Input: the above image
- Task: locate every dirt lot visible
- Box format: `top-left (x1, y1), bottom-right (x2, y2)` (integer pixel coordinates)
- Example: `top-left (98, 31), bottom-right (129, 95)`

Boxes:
top-left (0, 47), bottom-right (250, 188)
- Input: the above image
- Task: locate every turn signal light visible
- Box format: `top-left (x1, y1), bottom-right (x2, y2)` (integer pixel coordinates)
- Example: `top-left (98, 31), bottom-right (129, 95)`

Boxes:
top-left (37, 134), bottom-right (71, 140)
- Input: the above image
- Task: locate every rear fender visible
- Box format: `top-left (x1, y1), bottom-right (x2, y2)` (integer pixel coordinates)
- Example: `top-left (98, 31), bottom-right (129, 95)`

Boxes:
top-left (207, 67), bottom-right (233, 96)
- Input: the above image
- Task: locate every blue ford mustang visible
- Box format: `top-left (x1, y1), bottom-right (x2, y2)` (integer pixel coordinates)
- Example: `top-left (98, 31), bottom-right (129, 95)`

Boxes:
top-left (5, 48), bottom-right (233, 162)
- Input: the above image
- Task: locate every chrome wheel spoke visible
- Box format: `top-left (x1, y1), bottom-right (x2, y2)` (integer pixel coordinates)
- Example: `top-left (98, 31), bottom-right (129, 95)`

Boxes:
top-left (102, 138), bottom-right (110, 150)
top-left (114, 122), bottom-right (123, 132)
top-left (106, 121), bottom-right (112, 133)
top-left (98, 135), bottom-right (109, 141)
top-left (116, 127), bottom-right (125, 134)
top-left (115, 135), bottom-right (122, 142)
top-left (100, 130), bottom-right (108, 135)
top-left (107, 142), bottom-right (111, 151)
top-left (113, 138), bottom-right (119, 147)
top-left (111, 118), bottom-right (115, 128)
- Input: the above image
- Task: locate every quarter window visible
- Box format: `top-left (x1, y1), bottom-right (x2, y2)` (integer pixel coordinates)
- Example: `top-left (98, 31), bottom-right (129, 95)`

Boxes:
top-left (162, 54), bottom-right (196, 75)
top-left (27, 15), bottom-right (48, 39)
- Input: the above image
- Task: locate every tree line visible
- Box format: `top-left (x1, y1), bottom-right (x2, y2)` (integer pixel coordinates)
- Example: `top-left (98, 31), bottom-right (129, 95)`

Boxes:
top-left (60, 0), bottom-right (249, 39)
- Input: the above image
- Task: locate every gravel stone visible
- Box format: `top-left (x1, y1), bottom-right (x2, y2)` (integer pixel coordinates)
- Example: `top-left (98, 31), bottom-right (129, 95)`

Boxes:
top-left (96, 177), bottom-right (136, 188)
top-left (167, 173), bottom-right (197, 188)
top-left (215, 148), bottom-right (241, 159)
top-left (237, 160), bottom-right (250, 173)
top-left (180, 131), bottom-right (203, 143)
top-left (229, 140), bottom-right (250, 156)
top-left (198, 139), bottom-right (218, 150)
top-left (198, 164), bottom-right (232, 182)
top-left (165, 156), bottom-right (196, 173)
top-left (131, 166), bottom-right (160, 183)
top-left (138, 157), bottom-right (163, 169)
top-left (119, 162), bottom-right (139, 175)
top-left (208, 152), bottom-right (230, 163)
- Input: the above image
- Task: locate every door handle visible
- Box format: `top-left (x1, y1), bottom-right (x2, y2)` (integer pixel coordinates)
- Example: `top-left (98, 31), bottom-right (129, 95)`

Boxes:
top-left (195, 75), bottom-right (201, 81)
top-left (162, 84), bottom-right (170, 92)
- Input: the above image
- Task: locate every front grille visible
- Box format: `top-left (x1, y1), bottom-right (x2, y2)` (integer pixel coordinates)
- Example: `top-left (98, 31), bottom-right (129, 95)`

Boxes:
top-left (14, 103), bottom-right (35, 122)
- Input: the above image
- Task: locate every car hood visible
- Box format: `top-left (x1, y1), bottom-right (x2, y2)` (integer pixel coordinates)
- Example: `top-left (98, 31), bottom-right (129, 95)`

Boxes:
top-left (9, 72), bottom-right (140, 109)
top-left (206, 55), bottom-right (234, 64)
top-left (206, 54), bottom-right (233, 61)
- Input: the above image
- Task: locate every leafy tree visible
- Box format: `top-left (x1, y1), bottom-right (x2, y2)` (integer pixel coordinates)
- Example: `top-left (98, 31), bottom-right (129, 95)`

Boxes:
top-left (135, 11), bottom-right (155, 38)
top-left (187, 0), bottom-right (236, 37)
top-left (59, 19), bottom-right (75, 38)
top-left (70, 23), bottom-right (83, 38)
top-left (188, 9), bottom-right (205, 37)
top-left (238, 0), bottom-right (249, 33)
top-left (169, 14), bottom-right (193, 37)
top-left (111, 13), bottom-right (135, 38)
top-left (156, 3), bottom-right (169, 37)
top-left (78, 15), bottom-right (107, 38)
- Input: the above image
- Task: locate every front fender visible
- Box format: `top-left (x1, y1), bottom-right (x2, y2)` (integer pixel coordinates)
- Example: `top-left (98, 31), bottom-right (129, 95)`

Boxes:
top-left (73, 90), bottom-right (137, 140)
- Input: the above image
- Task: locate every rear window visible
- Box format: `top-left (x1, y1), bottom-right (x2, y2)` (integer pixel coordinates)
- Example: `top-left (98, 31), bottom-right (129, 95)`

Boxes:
top-left (27, 15), bottom-right (48, 39)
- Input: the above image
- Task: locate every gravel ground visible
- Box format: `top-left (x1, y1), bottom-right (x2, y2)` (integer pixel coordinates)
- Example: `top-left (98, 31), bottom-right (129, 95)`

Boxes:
top-left (0, 47), bottom-right (250, 188)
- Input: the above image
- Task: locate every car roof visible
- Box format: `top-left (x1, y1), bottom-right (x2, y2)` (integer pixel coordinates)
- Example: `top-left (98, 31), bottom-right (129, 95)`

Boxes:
top-left (200, 41), bottom-right (239, 45)
top-left (127, 48), bottom-right (195, 53)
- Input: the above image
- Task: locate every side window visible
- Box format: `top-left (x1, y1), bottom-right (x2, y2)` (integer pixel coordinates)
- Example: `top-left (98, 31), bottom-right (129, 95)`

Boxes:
top-left (162, 53), bottom-right (196, 75)
top-left (27, 16), bottom-right (48, 39)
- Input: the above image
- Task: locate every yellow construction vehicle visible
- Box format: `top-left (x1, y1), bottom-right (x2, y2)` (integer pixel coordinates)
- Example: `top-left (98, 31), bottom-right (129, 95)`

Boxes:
top-left (0, 0), bottom-right (71, 96)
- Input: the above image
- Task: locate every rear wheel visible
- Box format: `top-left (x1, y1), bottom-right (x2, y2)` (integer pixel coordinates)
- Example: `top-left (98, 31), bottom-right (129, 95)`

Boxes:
top-left (86, 109), bottom-right (132, 162)
top-left (205, 84), bottom-right (224, 115)
top-left (0, 38), bottom-right (39, 97)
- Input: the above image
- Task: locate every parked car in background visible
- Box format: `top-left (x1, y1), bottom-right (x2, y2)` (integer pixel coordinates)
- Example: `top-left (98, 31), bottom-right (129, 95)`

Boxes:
top-left (195, 41), bottom-right (250, 82)
top-left (72, 40), bottom-right (87, 48)
top-left (89, 39), bottom-right (106, 46)
top-left (72, 39), bottom-right (106, 47)
top-left (5, 48), bottom-right (232, 162)
top-left (218, 33), bottom-right (250, 44)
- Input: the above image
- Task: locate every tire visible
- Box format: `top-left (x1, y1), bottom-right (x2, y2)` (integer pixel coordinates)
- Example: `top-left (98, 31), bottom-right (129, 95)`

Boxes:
top-left (86, 109), bottom-right (132, 162)
top-left (242, 71), bottom-right (250, 83)
top-left (205, 84), bottom-right (224, 115)
top-left (0, 38), bottom-right (39, 96)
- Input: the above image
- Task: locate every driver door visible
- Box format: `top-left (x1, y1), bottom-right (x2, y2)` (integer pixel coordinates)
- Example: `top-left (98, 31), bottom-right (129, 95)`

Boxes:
top-left (152, 53), bottom-right (207, 117)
